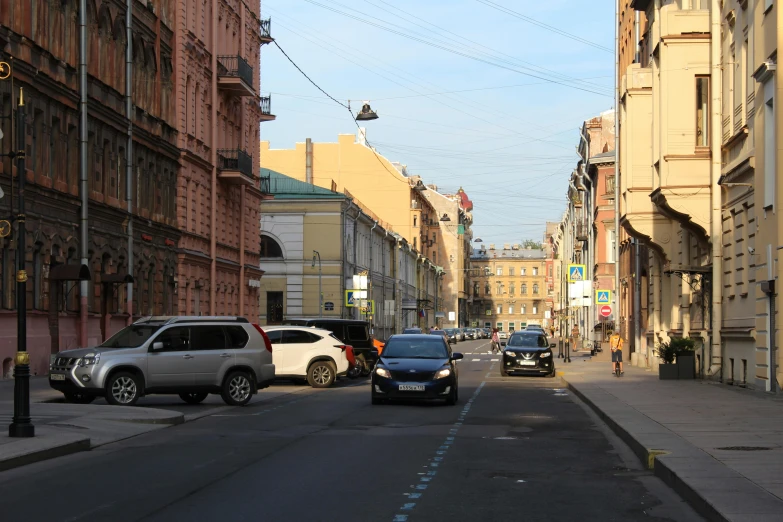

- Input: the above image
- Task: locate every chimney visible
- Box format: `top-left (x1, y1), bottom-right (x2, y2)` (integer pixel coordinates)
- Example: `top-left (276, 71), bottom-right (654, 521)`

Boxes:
top-left (305, 138), bottom-right (313, 184)
top-left (357, 127), bottom-right (367, 146)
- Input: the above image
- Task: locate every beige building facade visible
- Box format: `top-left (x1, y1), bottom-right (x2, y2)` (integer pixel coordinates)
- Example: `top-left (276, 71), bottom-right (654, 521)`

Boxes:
top-left (469, 246), bottom-right (548, 332)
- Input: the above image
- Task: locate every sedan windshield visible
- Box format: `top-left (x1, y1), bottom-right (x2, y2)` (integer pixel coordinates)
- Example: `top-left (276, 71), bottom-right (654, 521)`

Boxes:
top-left (100, 324), bottom-right (162, 348)
top-left (507, 334), bottom-right (548, 349)
top-left (383, 338), bottom-right (449, 359)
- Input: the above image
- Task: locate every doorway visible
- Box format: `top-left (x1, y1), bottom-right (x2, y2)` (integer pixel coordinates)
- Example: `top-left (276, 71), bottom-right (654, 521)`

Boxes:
top-left (267, 291), bottom-right (284, 324)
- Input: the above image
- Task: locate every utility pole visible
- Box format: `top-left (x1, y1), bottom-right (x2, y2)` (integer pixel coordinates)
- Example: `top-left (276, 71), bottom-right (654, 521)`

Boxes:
top-left (312, 250), bottom-right (322, 317)
top-left (9, 87), bottom-right (34, 437)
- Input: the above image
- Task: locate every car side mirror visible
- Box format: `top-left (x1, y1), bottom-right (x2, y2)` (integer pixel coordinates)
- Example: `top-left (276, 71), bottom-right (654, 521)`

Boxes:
top-left (371, 349), bottom-right (379, 358)
top-left (152, 341), bottom-right (164, 351)
top-left (550, 343), bottom-right (556, 348)
top-left (451, 353), bottom-right (463, 360)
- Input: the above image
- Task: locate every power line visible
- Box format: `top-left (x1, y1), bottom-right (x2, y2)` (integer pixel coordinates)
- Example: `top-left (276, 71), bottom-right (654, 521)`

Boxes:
top-left (474, 0), bottom-right (613, 53)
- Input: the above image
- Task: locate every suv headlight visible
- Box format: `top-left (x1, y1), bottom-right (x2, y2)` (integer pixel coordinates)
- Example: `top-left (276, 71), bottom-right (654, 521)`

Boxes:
top-left (539, 351), bottom-right (552, 358)
top-left (504, 351), bottom-right (516, 357)
top-left (375, 367), bottom-right (391, 379)
top-left (78, 353), bottom-right (100, 367)
top-left (435, 368), bottom-right (451, 379)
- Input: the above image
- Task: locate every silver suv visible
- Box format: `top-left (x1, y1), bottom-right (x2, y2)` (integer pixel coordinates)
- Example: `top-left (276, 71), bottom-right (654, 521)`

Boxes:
top-left (48, 316), bottom-right (275, 407)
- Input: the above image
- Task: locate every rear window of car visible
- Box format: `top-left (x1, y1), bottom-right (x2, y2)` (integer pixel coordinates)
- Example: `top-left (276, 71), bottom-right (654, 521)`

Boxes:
top-left (225, 326), bottom-right (249, 348)
top-left (266, 330), bottom-right (283, 344)
top-left (284, 330), bottom-right (321, 344)
top-left (346, 325), bottom-right (369, 341)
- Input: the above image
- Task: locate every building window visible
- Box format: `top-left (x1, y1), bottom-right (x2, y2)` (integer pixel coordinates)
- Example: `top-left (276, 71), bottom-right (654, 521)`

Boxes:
top-left (606, 175), bottom-right (615, 195)
top-left (533, 284), bottom-right (539, 294)
top-left (260, 235), bottom-right (284, 258)
top-left (414, 238), bottom-right (417, 250)
top-left (764, 81), bottom-right (775, 208)
top-left (509, 283), bottom-right (515, 295)
top-left (508, 267), bottom-right (515, 276)
top-left (696, 76), bottom-right (709, 147)
top-left (496, 322), bottom-right (503, 331)
top-left (532, 267), bottom-right (538, 276)
top-left (496, 267), bottom-right (503, 276)
top-left (521, 283), bottom-right (527, 294)
top-left (521, 304), bottom-right (526, 315)
top-left (413, 216), bottom-right (417, 227)
top-left (607, 229), bottom-right (617, 263)
top-left (508, 305), bottom-right (514, 315)
top-left (533, 305), bottom-right (538, 315)
top-left (520, 268), bottom-right (526, 276)
top-left (496, 305), bottom-right (502, 315)
top-left (485, 282), bottom-right (491, 295)
top-left (508, 322), bottom-right (515, 332)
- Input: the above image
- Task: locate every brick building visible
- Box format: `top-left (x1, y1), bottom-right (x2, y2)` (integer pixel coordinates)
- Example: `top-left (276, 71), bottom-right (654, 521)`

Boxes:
top-left (0, 0), bottom-right (180, 376)
top-left (175, 0), bottom-right (274, 318)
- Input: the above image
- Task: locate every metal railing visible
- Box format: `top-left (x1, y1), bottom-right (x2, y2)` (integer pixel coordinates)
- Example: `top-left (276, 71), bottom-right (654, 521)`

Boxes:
top-left (260, 18), bottom-right (272, 39)
top-left (259, 174), bottom-right (270, 193)
top-left (217, 148), bottom-right (254, 179)
top-left (260, 95), bottom-right (272, 115)
top-left (217, 55), bottom-right (254, 88)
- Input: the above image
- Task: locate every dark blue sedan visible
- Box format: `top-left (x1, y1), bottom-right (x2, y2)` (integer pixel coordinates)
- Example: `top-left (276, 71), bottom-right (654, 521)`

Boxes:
top-left (371, 334), bottom-right (463, 405)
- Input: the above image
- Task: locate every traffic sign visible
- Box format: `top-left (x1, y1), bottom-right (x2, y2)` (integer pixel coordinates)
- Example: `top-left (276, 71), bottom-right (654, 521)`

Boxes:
top-left (567, 264), bottom-right (586, 282)
top-left (600, 305), bottom-right (612, 317)
top-left (345, 289), bottom-right (367, 307)
top-left (595, 289), bottom-right (612, 305)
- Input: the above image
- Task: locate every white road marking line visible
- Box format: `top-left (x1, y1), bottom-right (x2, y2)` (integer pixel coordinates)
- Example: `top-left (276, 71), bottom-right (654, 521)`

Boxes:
top-left (491, 358), bottom-right (499, 361)
top-left (471, 358), bottom-right (480, 362)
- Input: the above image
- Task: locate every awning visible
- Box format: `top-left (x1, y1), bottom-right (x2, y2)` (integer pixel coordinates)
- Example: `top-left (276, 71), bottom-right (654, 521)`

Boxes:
top-left (101, 273), bottom-right (134, 284)
top-left (48, 263), bottom-right (91, 282)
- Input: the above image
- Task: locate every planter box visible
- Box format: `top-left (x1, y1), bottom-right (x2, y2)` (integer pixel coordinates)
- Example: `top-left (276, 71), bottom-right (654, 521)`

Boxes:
top-left (659, 364), bottom-right (679, 380)
top-left (677, 354), bottom-right (695, 379)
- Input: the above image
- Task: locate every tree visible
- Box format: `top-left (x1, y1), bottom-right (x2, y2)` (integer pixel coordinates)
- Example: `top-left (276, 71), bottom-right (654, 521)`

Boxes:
top-left (522, 239), bottom-right (542, 250)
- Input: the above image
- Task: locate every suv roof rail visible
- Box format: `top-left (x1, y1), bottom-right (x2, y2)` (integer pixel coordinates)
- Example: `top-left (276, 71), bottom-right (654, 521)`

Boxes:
top-left (133, 316), bottom-right (250, 325)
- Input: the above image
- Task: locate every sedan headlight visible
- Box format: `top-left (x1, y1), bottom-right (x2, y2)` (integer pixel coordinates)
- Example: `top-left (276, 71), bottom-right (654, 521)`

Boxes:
top-left (539, 351), bottom-right (552, 358)
top-left (375, 367), bottom-right (391, 379)
top-left (504, 351), bottom-right (516, 357)
top-left (78, 353), bottom-right (100, 367)
top-left (434, 368), bottom-right (452, 379)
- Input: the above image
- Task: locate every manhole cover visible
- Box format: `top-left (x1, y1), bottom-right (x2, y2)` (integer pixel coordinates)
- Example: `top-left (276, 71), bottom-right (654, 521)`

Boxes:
top-left (716, 446), bottom-right (772, 451)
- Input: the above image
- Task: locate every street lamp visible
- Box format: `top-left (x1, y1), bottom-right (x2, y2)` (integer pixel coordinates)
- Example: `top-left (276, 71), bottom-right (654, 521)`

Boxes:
top-left (312, 250), bottom-right (322, 317)
top-left (9, 87), bottom-right (34, 437)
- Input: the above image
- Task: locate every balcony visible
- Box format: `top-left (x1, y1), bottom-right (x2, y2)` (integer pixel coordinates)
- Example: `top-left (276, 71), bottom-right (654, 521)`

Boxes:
top-left (259, 95), bottom-right (276, 122)
top-left (575, 221), bottom-right (589, 242)
top-left (259, 18), bottom-right (273, 44)
top-left (217, 55), bottom-right (255, 97)
top-left (217, 149), bottom-right (256, 186)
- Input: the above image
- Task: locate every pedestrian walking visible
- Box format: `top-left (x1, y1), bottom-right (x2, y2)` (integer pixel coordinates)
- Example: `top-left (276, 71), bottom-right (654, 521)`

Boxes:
top-left (570, 324), bottom-right (580, 353)
top-left (491, 329), bottom-right (500, 354)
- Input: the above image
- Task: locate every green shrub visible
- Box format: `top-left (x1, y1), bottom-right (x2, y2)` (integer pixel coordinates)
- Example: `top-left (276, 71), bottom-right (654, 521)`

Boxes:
top-left (656, 337), bottom-right (695, 364)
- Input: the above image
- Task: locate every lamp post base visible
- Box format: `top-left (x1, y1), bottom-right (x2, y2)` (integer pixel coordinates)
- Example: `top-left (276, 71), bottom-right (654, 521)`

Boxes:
top-left (8, 361), bottom-right (35, 438)
top-left (9, 422), bottom-right (35, 438)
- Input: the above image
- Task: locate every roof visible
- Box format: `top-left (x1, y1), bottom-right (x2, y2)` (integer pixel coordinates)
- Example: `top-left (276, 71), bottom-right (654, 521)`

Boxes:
top-left (262, 169), bottom-right (347, 200)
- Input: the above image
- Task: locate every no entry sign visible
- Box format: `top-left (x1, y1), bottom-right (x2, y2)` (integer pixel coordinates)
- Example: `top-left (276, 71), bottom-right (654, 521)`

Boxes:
top-left (600, 305), bottom-right (612, 317)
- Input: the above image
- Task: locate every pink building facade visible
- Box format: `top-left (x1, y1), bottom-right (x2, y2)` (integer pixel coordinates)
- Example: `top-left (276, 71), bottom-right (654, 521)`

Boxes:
top-left (175, 0), bottom-right (274, 319)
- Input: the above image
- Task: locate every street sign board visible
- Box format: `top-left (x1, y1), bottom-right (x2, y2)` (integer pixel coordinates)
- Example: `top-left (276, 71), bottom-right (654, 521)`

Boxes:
top-left (567, 264), bottom-right (586, 282)
top-left (402, 298), bottom-right (417, 310)
top-left (595, 289), bottom-right (612, 305)
top-left (600, 305), bottom-right (612, 317)
top-left (360, 300), bottom-right (375, 315)
top-left (345, 289), bottom-right (367, 307)
top-left (324, 301), bottom-right (335, 311)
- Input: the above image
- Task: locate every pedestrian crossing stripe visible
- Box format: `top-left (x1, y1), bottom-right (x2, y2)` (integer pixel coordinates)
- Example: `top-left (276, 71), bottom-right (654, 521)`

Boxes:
top-left (596, 290), bottom-right (611, 304)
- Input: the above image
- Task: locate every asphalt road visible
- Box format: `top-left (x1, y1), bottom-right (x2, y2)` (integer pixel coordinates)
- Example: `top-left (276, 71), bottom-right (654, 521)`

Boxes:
top-left (0, 340), bottom-right (702, 522)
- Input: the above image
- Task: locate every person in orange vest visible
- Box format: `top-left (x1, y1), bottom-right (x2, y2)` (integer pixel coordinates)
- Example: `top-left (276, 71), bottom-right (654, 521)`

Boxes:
top-left (609, 330), bottom-right (624, 376)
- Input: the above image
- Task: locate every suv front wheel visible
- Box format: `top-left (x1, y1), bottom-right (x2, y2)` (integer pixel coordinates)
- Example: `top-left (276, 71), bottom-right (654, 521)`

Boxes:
top-left (221, 371), bottom-right (254, 406)
top-left (106, 372), bottom-right (142, 406)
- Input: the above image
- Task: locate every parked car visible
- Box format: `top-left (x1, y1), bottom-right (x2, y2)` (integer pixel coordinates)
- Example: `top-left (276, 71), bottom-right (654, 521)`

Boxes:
top-left (457, 328), bottom-right (468, 341)
top-left (443, 328), bottom-right (459, 344)
top-left (403, 327), bottom-right (423, 334)
top-left (431, 329), bottom-right (453, 344)
top-left (263, 326), bottom-right (352, 387)
top-left (501, 331), bottom-right (556, 378)
top-left (526, 324), bottom-right (545, 334)
top-left (464, 328), bottom-right (476, 340)
top-left (371, 334), bottom-right (463, 405)
top-left (282, 318), bottom-right (376, 365)
top-left (498, 331), bottom-right (509, 340)
top-left (48, 316), bottom-right (275, 407)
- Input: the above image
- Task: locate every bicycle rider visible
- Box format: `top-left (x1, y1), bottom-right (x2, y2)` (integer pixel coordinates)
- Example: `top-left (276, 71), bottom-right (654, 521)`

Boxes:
top-left (609, 329), bottom-right (624, 376)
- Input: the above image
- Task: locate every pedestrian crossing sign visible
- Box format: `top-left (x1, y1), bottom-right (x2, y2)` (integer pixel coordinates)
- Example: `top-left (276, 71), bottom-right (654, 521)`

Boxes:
top-left (595, 290), bottom-right (612, 305)
top-left (567, 264), bottom-right (586, 282)
top-left (345, 289), bottom-right (367, 307)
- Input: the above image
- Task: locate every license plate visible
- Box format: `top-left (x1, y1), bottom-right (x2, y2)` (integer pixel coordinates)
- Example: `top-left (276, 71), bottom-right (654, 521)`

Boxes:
top-left (519, 361), bottom-right (536, 366)
top-left (50, 373), bottom-right (66, 381)
top-left (398, 384), bottom-right (425, 391)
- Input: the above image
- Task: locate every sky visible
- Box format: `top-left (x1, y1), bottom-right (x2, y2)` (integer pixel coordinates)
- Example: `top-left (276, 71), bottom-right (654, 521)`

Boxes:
top-left (259, 0), bottom-right (615, 246)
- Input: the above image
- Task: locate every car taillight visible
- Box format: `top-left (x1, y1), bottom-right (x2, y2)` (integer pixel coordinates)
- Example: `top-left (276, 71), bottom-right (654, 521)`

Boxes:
top-left (252, 324), bottom-right (273, 353)
top-left (335, 344), bottom-right (356, 365)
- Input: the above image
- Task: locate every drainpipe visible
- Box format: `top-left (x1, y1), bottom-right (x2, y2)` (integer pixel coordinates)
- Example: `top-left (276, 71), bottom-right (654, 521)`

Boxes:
top-left (774, 0), bottom-right (783, 392)
top-left (709, 0), bottom-right (723, 378)
top-left (634, 239), bottom-right (643, 365)
top-left (305, 138), bottom-right (313, 184)
top-left (125, 0), bottom-right (134, 325)
top-left (382, 230), bottom-right (388, 339)
top-left (634, 11), bottom-right (640, 64)
top-left (369, 221), bottom-right (377, 329)
top-left (79, 0), bottom-right (89, 347)
top-left (209, 0), bottom-right (218, 315)
top-left (340, 200), bottom-right (353, 318)
top-left (614, 0), bottom-right (622, 343)
top-left (239, 185), bottom-right (245, 315)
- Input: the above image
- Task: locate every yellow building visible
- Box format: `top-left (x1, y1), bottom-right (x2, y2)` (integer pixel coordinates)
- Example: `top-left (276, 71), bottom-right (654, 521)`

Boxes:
top-left (469, 245), bottom-right (548, 332)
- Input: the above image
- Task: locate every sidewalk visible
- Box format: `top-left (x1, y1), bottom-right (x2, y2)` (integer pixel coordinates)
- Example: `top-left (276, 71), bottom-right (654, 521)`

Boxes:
top-left (561, 350), bottom-right (783, 522)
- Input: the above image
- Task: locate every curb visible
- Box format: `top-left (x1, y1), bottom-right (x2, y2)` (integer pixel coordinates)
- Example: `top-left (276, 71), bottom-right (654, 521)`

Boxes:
top-left (561, 375), bottom-right (729, 522)
top-left (0, 436), bottom-right (91, 473)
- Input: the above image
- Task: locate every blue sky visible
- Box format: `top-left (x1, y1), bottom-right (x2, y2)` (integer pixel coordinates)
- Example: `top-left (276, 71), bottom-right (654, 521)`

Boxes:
top-left (259, 0), bottom-right (615, 245)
